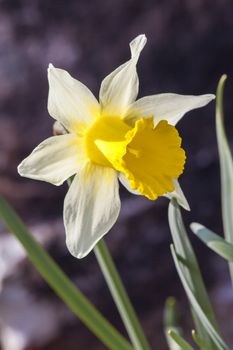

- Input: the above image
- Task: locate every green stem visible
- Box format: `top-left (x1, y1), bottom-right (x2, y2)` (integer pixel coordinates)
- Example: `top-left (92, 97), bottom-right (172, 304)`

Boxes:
top-left (94, 239), bottom-right (151, 350)
top-left (216, 75), bottom-right (233, 286)
top-left (0, 195), bottom-right (133, 350)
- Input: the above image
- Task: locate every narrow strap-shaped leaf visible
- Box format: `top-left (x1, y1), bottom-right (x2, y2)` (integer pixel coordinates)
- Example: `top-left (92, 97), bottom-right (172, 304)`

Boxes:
top-left (171, 245), bottom-right (230, 350)
top-left (192, 330), bottom-right (212, 350)
top-left (0, 194), bottom-right (133, 350)
top-left (164, 297), bottom-right (180, 330)
top-left (167, 330), bottom-right (195, 350)
top-left (168, 200), bottom-right (219, 348)
top-left (191, 223), bottom-right (233, 262)
top-left (164, 297), bottom-right (182, 350)
top-left (216, 74), bottom-right (233, 282)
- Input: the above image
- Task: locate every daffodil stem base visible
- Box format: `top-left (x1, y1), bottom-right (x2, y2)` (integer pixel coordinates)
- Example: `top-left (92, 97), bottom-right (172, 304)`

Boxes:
top-left (94, 239), bottom-right (151, 350)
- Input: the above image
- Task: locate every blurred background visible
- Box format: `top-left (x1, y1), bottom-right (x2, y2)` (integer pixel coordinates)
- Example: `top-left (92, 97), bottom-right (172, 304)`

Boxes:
top-left (0, 0), bottom-right (233, 349)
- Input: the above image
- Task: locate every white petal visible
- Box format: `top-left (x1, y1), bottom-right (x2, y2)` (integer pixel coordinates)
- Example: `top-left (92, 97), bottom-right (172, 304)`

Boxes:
top-left (99, 35), bottom-right (147, 117)
top-left (119, 173), bottom-right (141, 195)
top-left (48, 64), bottom-right (100, 133)
top-left (18, 134), bottom-right (85, 185)
top-left (165, 180), bottom-right (190, 211)
top-left (64, 164), bottom-right (120, 258)
top-left (126, 93), bottom-right (215, 126)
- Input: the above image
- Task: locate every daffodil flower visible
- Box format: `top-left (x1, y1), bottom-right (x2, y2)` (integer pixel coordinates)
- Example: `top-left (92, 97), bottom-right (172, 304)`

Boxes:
top-left (18, 34), bottom-right (215, 258)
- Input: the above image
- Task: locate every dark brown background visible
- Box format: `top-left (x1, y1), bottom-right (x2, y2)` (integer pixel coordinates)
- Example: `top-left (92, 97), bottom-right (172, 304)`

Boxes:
top-left (0, 0), bottom-right (233, 349)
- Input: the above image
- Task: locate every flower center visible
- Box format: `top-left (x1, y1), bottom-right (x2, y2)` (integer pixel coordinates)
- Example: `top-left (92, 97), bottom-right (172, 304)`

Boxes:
top-left (84, 116), bottom-right (131, 167)
top-left (84, 115), bottom-right (186, 200)
top-left (93, 117), bottom-right (186, 200)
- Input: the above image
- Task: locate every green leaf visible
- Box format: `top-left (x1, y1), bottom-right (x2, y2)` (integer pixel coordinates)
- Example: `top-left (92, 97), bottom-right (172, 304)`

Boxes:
top-left (164, 297), bottom-right (180, 329)
top-left (216, 74), bottom-right (233, 282)
top-left (171, 244), bottom-right (230, 350)
top-left (192, 330), bottom-right (212, 350)
top-left (168, 200), bottom-right (219, 348)
top-left (164, 297), bottom-right (183, 350)
top-left (191, 223), bottom-right (233, 262)
top-left (167, 330), bottom-right (194, 350)
top-left (0, 194), bottom-right (133, 350)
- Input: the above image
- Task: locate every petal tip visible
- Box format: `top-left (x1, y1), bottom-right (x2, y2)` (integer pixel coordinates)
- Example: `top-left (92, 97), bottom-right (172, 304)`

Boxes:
top-left (183, 202), bottom-right (191, 211)
top-left (135, 33), bottom-right (147, 41)
top-left (48, 63), bottom-right (54, 74)
top-left (17, 160), bottom-right (28, 178)
top-left (210, 94), bottom-right (216, 100)
top-left (48, 63), bottom-right (59, 77)
top-left (130, 34), bottom-right (147, 58)
top-left (17, 162), bottom-right (23, 176)
top-left (176, 194), bottom-right (190, 211)
top-left (66, 236), bottom-right (96, 259)
top-left (205, 93), bottom-right (215, 101)
top-left (67, 245), bottom-right (87, 259)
